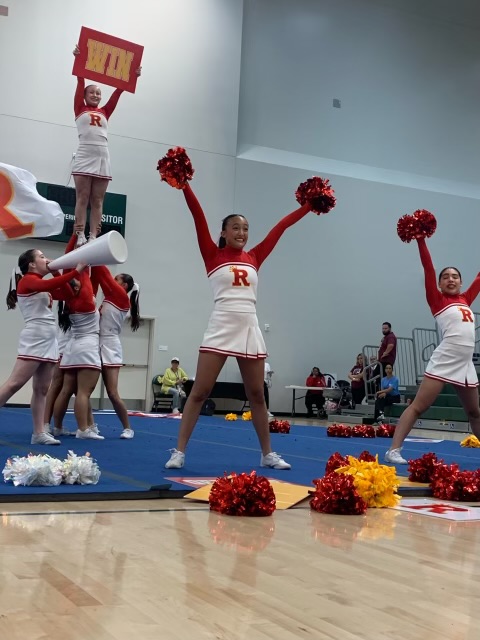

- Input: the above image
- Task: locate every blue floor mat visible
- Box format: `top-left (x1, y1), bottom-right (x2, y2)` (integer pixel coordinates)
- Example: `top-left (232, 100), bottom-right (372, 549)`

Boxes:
top-left (0, 408), bottom-right (477, 500)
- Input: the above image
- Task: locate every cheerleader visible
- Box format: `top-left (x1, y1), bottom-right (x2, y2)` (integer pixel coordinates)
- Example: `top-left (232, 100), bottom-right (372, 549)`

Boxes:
top-left (54, 235), bottom-right (104, 440)
top-left (165, 182), bottom-right (313, 470)
top-left (0, 249), bottom-right (85, 444)
top-left (385, 237), bottom-right (480, 464)
top-left (71, 45), bottom-right (141, 245)
top-left (91, 265), bottom-right (141, 439)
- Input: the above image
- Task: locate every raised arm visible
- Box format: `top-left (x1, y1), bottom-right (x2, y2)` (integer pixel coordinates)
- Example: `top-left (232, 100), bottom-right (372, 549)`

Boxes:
top-left (249, 203), bottom-right (311, 268)
top-left (91, 265), bottom-right (129, 306)
top-left (21, 270), bottom-right (80, 294)
top-left (103, 89), bottom-right (124, 119)
top-left (74, 76), bottom-right (85, 117)
top-left (183, 184), bottom-right (217, 266)
top-left (417, 238), bottom-right (442, 311)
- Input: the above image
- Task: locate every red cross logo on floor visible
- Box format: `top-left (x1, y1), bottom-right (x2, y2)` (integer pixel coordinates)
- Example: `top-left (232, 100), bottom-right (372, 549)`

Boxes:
top-left (409, 504), bottom-right (468, 514)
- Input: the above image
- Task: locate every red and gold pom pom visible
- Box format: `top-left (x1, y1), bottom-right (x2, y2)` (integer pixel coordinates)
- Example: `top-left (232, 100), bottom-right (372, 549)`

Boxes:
top-left (310, 473), bottom-right (367, 515)
top-left (269, 419), bottom-right (291, 434)
top-left (157, 147), bottom-right (194, 189)
top-left (325, 452), bottom-right (349, 475)
top-left (209, 471), bottom-right (276, 516)
top-left (327, 424), bottom-right (352, 437)
top-left (376, 424), bottom-right (396, 438)
top-left (397, 214), bottom-right (419, 243)
top-left (412, 209), bottom-right (436, 239)
top-left (351, 425), bottom-right (376, 438)
top-left (358, 450), bottom-right (376, 462)
top-left (408, 452), bottom-right (443, 483)
top-left (295, 176), bottom-right (336, 215)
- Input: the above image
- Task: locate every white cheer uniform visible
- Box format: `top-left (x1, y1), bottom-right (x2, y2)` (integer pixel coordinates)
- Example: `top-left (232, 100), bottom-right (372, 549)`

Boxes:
top-left (72, 109), bottom-right (112, 179)
top-left (60, 310), bottom-right (101, 370)
top-left (17, 292), bottom-right (58, 363)
top-left (100, 301), bottom-right (128, 367)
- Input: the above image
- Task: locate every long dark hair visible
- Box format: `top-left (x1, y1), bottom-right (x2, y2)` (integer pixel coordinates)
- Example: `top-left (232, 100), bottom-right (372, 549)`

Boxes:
top-left (311, 367), bottom-right (323, 376)
top-left (118, 273), bottom-right (141, 331)
top-left (6, 249), bottom-right (37, 310)
top-left (218, 214), bottom-right (247, 248)
top-left (57, 300), bottom-right (72, 332)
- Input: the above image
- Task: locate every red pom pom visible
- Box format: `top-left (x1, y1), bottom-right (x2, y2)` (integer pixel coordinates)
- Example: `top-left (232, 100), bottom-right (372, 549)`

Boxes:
top-left (157, 147), bottom-right (194, 189)
top-left (327, 424), bottom-right (352, 438)
top-left (295, 176), bottom-right (336, 215)
top-left (397, 214), bottom-right (418, 243)
top-left (430, 463), bottom-right (461, 499)
top-left (209, 471), bottom-right (276, 516)
top-left (351, 425), bottom-right (376, 438)
top-left (269, 419), bottom-right (291, 434)
top-left (310, 473), bottom-right (367, 515)
top-left (408, 452), bottom-right (443, 483)
top-left (358, 450), bottom-right (376, 462)
top-left (325, 452), bottom-right (349, 475)
top-left (376, 424), bottom-right (396, 438)
top-left (412, 209), bottom-right (437, 239)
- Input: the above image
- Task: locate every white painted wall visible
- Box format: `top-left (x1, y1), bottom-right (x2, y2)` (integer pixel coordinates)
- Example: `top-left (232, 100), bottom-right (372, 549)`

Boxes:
top-left (1, 0), bottom-right (480, 414)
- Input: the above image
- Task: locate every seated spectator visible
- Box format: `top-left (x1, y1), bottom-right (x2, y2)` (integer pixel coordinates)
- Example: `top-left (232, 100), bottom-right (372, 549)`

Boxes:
top-left (366, 355), bottom-right (381, 396)
top-left (161, 357), bottom-right (189, 415)
top-left (348, 353), bottom-right (365, 407)
top-left (305, 367), bottom-right (327, 418)
top-left (374, 364), bottom-right (401, 423)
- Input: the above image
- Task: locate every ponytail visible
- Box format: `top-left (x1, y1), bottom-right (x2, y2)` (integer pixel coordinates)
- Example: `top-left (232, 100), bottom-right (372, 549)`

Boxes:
top-left (57, 300), bottom-right (72, 332)
top-left (6, 267), bottom-right (22, 310)
top-left (129, 283), bottom-right (141, 332)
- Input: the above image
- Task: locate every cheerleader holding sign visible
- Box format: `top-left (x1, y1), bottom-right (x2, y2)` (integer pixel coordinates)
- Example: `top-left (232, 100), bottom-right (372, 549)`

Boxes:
top-left (71, 44), bottom-right (141, 246)
top-left (158, 148), bottom-right (336, 470)
top-left (385, 211), bottom-right (480, 464)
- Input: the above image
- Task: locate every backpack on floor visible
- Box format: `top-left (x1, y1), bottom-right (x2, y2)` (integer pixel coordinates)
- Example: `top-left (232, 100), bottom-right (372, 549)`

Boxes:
top-left (200, 398), bottom-right (216, 416)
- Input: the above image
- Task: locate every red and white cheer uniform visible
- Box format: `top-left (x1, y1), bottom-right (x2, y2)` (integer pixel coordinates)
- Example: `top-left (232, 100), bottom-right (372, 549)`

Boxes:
top-left (183, 184), bottom-right (310, 359)
top-left (419, 238), bottom-right (480, 387)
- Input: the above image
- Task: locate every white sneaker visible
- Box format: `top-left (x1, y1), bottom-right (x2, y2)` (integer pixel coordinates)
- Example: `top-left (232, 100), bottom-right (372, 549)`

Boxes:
top-left (171, 408), bottom-right (181, 415)
top-left (120, 428), bottom-right (134, 439)
top-left (267, 411), bottom-right (274, 418)
top-left (76, 231), bottom-right (87, 247)
top-left (165, 449), bottom-right (185, 469)
top-left (31, 432), bottom-right (61, 445)
top-left (384, 448), bottom-right (407, 464)
top-left (260, 452), bottom-right (291, 470)
top-left (53, 427), bottom-right (75, 437)
top-left (76, 428), bottom-right (105, 440)
top-left (89, 424), bottom-right (101, 435)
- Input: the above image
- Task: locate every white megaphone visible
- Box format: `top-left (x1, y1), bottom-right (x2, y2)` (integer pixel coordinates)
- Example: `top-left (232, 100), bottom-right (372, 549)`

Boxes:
top-left (48, 231), bottom-right (128, 271)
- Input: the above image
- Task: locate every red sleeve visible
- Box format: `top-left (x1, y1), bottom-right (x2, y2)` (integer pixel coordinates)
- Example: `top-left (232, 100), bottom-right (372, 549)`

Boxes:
top-left (417, 238), bottom-right (442, 313)
top-left (90, 267), bottom-right (100, 297)
top-left (306, 376), bottom-right (313, 386)
top-left (74, 77), bottom-right (85, 117)
top-left (65, 233), bottom-right (77, 255)
top-left (182, 184), bottom-right (217, 266)
top-left (91, 266), bottom-right (129, 308)
top-left (68, 271), bottom-right (95, 313)
top-left (19, 271), bottom-right (79, 294)
top-left (103, 89), bottom-right (123, 119)
top-left (249, 203), bottom-right (311, 269)
top-left (463, 274), bottom-right (480, 306)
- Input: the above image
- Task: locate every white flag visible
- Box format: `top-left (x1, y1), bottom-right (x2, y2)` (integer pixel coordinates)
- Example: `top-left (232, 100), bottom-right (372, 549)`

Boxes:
top-left (0, 163), bottom-right (65, 241)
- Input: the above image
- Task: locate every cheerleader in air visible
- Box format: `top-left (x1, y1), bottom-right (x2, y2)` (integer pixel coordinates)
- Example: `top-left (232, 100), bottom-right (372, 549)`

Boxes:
top-left (158, 148), bottom-right (335, 470)
top-left (71, 44), bottom-right (141, 245)
top-left (386, 211), bottom-right (480, 464)
top-left (0, 249), bottom-right (85, 444)
top-left (91, 265), bottom-right (141, 439)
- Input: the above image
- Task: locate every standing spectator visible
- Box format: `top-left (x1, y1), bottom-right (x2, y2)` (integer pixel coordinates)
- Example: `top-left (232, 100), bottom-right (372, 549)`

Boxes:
top-left (305, 367), bottom-right (327, 418)
top-left (374, 364), bottom-right (401, 423)
top-left (161, 357), bottom-right (188, 415)
top-left (378, 322), bottom-right (397, 375)
top-left (348, 353), bottom-right (365, 407)
top-left (264, 361), bottom-right (274, 418)
top-left (366, 355), bottom-right (381, 396)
